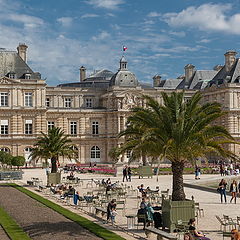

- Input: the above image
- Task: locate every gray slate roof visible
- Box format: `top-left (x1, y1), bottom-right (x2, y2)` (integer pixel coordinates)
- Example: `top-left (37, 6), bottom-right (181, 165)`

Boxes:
top-left (189, 70), bottom-right (218, 89)
top-left (58, 69), bottom-right (114, 88)
top-left (87, 69), bottom-right (114, 81)
top-left (0, 50), bottom-right (40, 79)
top-left (159, 78), bottom-right (184, 89)
top-left (207, 58), bottom-right (240, 87)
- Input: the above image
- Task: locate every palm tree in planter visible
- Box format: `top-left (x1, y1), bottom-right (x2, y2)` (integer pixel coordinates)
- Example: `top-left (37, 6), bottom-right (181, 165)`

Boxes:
top-left (30, 127), bottom-right (77, 173)
top-left (118, 91), bottom-right (238, 201)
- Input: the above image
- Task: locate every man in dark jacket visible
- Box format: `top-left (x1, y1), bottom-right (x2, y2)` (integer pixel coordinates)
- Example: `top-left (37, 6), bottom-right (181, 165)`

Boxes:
top-left (123, 166), bottom-right (128, 182)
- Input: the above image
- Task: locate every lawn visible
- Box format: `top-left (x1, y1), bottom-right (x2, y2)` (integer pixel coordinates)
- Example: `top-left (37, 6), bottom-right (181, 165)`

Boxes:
top-left (0, 204), bottom-right (31, 240)
top-left (10, 183), bottom-right (126, 240)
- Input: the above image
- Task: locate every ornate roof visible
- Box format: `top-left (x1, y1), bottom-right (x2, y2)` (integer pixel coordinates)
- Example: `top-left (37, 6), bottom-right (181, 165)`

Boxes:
top-left (110, 56), bottom-right (139, 87)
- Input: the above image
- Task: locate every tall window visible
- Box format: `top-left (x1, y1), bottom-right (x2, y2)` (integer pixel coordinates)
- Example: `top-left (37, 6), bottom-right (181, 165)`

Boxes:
top-left (0, 93), bottom-right (8, 106)
top-left (1, 147), bottom-right (10, 153)
top-left (70, 121), bottom-right (77, 135)
top-left (91, 146), bottom-right (100, 159)
top-left (47, 121), bottom-right (55, 131)
top-left (46, 98), bottom-right (50, 107)
top-left (65, 98), bottom-right (72, 108)
top-left (25, 120), bottom-right (33, 135)
top-left (86, 98), bottom-right (92, 108)
top-left (25, 93), bottom-right (33, 107)
top-left (1, 120), bottom-right (8, 135)
top-left (92, 121), bottom-right (99, 135)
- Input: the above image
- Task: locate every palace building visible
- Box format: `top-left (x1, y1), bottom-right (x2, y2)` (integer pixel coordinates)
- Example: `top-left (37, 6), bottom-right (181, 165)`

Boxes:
top-left (0, 44), bottom-right (239, 165)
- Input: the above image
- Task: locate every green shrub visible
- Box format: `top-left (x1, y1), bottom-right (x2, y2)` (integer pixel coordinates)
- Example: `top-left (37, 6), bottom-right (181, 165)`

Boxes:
top-left (11, 156), bottom-right (25, 167)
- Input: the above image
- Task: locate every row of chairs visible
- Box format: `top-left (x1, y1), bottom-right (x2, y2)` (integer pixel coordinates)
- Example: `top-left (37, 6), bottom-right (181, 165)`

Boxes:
top-left (216, 215), bottom-right (240, 232)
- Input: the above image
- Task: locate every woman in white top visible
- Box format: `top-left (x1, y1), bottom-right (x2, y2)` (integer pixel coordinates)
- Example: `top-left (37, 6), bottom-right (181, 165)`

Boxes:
top-left (230, 180), bottom-right (238, 204)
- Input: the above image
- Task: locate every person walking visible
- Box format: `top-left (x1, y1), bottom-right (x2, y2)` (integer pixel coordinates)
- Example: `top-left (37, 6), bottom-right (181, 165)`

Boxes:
top-left (218, 179), bottom-right (227, 203)
top-left (220, 164), bottom-right (224, 176)
top-left (230, 163), bottom-right (234, 175)
top-left (197, 167), bottom-right (201, 179)
top-left (127, 166), bottom-right (132, 182)
top-left (122, 166), bottom-right (128, 182)
top-left (230, 180), bottom-right (238, 204)
top-left (195, 166), bottom-right (198, 180)
top-left (107, 199), bottom-right (117, 224)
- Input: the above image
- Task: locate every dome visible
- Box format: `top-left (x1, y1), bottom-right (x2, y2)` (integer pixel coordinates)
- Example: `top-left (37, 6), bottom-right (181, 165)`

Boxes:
top-left (110, 70), bottom-right (138, 87)
top-left (110, 56), bottom-right (139, 87)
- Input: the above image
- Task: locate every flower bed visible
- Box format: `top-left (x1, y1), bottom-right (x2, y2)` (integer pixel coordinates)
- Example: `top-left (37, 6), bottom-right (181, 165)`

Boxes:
top-left (79, 167), bottom-right (115, 175)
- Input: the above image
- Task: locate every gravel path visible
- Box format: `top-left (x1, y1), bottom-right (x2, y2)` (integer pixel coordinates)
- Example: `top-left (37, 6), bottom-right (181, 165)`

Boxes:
top-left (0, 185), bottom-right (102, 240)
top-left (0, 226), bottom-right (10, 240)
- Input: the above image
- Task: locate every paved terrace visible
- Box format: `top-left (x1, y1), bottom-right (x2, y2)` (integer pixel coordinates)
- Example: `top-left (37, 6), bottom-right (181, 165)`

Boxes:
top-left (19, 169), bottom-right (240, 239)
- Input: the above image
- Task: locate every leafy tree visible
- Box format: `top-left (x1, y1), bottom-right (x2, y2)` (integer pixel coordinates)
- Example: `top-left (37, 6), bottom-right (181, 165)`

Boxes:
top-left (11, 156), bottom-right (25, 168)
top-left (30, 127), bottom-right (77, 173)
top-left (118, 92), bottom-right (238, 201)
top-left (0, 151), bottom-right (12, 168)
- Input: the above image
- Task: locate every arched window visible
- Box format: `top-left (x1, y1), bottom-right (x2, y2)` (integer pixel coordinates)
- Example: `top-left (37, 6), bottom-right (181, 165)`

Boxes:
top-left (1, 147), bottom-right (10, 153)
top-left (90, 146), bottom-right (100, 162)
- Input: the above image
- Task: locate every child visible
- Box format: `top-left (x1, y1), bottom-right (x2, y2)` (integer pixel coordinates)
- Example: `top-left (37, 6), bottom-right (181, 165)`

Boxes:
top-left (110, 209), bottom-right (117, 224)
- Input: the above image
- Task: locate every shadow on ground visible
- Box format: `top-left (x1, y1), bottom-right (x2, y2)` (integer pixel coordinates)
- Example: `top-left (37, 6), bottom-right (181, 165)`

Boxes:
top-left (24, 221), bottom-right (99, 239)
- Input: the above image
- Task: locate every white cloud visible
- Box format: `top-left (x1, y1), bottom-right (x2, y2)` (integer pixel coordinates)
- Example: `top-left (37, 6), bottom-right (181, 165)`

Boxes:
top-left (147, 12), bottom-right (161, 18)
top-left (163, 3), bottom-right (240, 35)
top-left (57, 17), bottom-right (73, 27)
top-left (86, 0), bottom-right (124, 10)
top-left (168, 31), bottom-right (186, 37)
top-left (106, 13), bottom-right (115, 17)
top-left (81, 13), bottom-right (99, 19)
top-left (197, 39), bottom-right (211, 43)
top-left (92, 31), bottom-right (110, 41)
top-left (0, 13), bottom-right (44, 29)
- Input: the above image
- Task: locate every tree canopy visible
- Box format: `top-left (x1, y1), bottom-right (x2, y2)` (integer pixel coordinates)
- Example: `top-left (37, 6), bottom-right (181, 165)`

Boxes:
top-left (30, 127), bottom-right (77, 173)
top-left (117, 91), bottom-right (239, 200)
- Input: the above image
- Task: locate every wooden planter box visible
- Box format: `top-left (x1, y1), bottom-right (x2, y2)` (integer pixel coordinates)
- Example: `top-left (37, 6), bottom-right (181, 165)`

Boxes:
top-left (138, 166), bottom-right (153, 178)
top-left (47, 172), bottom-right (61, 186)
top-left (162, 199), bottom-right (195, 232)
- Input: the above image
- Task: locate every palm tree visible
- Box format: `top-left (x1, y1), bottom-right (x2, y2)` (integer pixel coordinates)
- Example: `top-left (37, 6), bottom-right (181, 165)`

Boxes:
top-left (30, 127), bottom-right (77, 173)
top-left (118, 91), bottom-right (238, 201)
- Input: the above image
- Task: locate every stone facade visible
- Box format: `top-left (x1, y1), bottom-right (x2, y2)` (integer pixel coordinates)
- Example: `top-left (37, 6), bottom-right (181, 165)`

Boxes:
top-left (0, 44), bottom-right (239, 165)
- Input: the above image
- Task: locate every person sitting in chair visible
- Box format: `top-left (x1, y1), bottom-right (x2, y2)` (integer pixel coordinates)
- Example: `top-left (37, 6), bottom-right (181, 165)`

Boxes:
top-left (146, 203), bottom-right (154, 226)
top-left (188, 218), bottom-right (211, 240)
top-left (67, 171), bottom-right (75, 180)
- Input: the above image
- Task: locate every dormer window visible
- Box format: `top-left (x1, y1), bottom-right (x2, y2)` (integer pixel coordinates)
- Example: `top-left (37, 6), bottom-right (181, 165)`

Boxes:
top-left (85, 98), bottom-right (93, 108)
top-left (25, 73), bottom-right (31, 79)
top-left (8, 72), bottom-right (16, 79)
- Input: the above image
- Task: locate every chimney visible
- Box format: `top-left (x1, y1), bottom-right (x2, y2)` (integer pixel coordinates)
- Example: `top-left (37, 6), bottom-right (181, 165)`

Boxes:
top-left (79, 66), bottom-right (86, 82)
top-left (153, 75), bottom-right (161, 87)
top-left (184, 64), bottom-right (195, 84)
top-left (17, 43), bottom-right (28, 62)
top-left (213, 65), bottom-right (223, 71)
top-left (224, 50), bottom-right (237, 72)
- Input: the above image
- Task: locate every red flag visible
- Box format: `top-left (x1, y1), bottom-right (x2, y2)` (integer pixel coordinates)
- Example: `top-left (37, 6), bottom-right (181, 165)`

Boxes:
top-left (123, 46), bottom-right (127, 51)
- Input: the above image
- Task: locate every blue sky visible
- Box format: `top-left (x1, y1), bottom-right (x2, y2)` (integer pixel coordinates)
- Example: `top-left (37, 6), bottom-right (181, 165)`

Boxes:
top-left (0, 0), bottom-right (240, 86)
